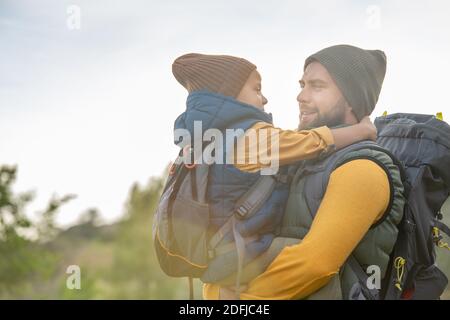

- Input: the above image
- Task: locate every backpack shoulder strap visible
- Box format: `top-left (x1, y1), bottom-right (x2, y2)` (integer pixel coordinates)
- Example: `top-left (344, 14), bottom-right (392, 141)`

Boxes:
top-left (347, 255), bottom-right (380, 300)
top-left (208, 173), bottom-right (284, 249)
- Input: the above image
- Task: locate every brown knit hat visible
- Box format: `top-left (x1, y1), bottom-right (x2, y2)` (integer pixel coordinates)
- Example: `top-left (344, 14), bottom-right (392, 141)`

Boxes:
top-left (172, 53), bottom-right (256, 98)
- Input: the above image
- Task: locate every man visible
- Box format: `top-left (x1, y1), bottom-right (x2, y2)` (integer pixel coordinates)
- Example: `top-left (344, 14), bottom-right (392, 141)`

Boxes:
top-left (203, 44), bottom-right (406, 300)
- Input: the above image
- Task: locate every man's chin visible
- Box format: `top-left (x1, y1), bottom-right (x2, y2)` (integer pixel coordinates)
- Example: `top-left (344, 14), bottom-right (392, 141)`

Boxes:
top-left (299, 114), bottom-right (320, 130)
top-left (298, 121), bottom-right (318, 130)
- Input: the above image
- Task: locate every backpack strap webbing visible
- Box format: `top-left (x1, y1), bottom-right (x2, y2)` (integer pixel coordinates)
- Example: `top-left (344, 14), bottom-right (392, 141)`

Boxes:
top-left (347, 255), bottom-right (380, 300)
top-left (208, 174), bottom-right (280, 250)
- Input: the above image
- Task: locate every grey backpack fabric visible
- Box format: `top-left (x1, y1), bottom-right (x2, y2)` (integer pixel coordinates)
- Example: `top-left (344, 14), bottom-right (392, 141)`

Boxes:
top-left (374, 113), bottom-right (450, 300)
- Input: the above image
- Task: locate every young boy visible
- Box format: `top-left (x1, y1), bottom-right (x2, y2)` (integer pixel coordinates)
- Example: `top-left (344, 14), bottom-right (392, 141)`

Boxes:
top-left (171, 53), bottom-right (376, 297)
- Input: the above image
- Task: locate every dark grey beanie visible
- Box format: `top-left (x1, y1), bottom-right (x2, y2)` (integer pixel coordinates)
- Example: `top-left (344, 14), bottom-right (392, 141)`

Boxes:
top-left (304, 44), bottom-right (387, 121)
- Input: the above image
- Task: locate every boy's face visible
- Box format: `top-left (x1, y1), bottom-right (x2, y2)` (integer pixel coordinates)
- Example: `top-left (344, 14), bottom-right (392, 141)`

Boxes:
top-left (297, 61), bottom-right (352, 130)
top-left (236, 69), bottom-right (268, 110)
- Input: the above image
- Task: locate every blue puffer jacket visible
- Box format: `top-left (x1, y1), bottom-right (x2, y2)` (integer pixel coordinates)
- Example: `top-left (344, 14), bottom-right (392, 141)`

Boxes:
top-left (174, 91), bottom-right (289, 283)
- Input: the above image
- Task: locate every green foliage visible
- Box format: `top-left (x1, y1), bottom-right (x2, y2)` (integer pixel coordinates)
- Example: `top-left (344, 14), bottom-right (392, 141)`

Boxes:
top-left (0, 165), bottom-right (72, 298)
top-left (0, 165), bottom-right (34, 241)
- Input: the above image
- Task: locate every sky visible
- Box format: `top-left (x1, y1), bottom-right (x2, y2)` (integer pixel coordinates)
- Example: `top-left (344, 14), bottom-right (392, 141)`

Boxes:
top-left (1, 0), bottom-right (450, 227)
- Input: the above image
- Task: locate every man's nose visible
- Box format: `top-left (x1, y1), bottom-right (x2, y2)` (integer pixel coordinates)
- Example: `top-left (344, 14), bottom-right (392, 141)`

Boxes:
top-left (297, 88), bottom-right (307, 104)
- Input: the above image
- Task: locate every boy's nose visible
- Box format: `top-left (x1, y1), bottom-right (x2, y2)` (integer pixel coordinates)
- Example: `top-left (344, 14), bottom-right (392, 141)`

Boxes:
top-left (262, 95), bottom-right (268, 105)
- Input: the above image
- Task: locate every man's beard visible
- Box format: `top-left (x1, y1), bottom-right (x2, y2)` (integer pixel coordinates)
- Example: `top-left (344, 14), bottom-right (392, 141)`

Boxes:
top-left (298, 98), bottom-right (347, 130)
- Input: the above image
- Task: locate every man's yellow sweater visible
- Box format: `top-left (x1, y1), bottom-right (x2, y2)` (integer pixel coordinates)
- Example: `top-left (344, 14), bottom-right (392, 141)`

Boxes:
top-left (203, 122), bottom-right (390, 300)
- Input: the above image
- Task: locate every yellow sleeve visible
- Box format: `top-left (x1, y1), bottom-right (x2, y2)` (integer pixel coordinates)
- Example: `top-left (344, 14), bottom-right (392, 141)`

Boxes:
top-left (226, 159), bottom-right (390, 300)
top-left (233, 122), bottom-right (335, 172)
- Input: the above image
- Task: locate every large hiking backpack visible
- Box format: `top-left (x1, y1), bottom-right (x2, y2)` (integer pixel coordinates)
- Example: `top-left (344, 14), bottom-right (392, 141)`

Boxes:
top-left (350, 113), bottom-right (450, 300)
top-left (152, 146), bottom-right (282, 297)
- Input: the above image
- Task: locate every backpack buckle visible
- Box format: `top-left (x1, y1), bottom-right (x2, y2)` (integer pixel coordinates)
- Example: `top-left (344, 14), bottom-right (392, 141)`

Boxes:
top-left (235, 205), bottom-right (249, 219)
top-left (433, 227), bottom-right (450, 251)
top-left (432, 227), bottom-right (443, 243)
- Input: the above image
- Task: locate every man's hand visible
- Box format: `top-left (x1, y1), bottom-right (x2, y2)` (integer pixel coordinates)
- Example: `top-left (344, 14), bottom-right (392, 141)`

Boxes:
top-left (360, 116), bottom-right (377, 141)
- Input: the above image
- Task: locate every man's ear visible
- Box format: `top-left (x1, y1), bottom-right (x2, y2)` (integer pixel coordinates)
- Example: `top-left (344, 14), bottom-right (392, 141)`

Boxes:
top-left (344, 100), bottom-right (352, 112)
top-left (344, 101), bottom-right (353, 116)
top-left (344, 102), bottom-right (359, 123)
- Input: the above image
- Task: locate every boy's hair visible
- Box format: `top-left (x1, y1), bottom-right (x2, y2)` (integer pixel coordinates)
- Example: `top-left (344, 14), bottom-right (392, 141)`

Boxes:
top-left (172, 53), bottom-right (256, 98)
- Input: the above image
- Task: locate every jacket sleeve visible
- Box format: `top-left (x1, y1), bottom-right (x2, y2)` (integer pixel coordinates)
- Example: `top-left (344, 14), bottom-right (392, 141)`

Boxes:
top-left (232, 122), bottom-right (335, 172)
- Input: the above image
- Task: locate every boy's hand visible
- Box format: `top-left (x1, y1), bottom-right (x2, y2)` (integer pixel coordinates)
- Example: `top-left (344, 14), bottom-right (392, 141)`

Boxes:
top-left (360, 116), bottom-right (377, 141)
